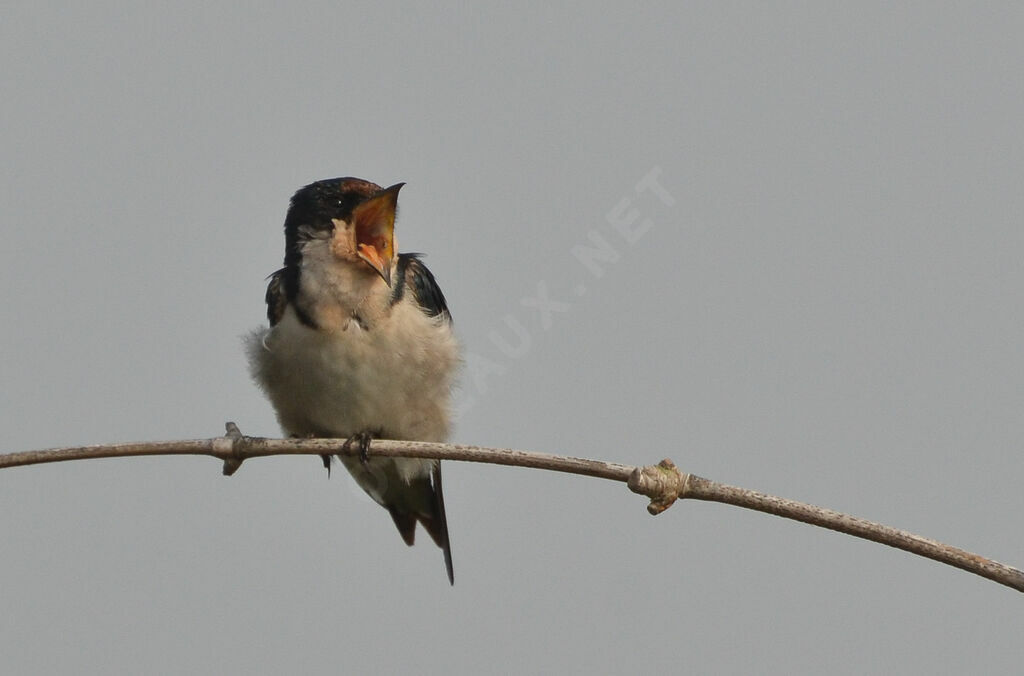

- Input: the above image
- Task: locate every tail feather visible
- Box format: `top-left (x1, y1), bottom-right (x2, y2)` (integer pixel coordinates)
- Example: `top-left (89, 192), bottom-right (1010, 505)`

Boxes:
top-left (383, 463), bottom-right (454, 585)
top-left (388, 508), bottom-right (418, 547)
top-left (426, 463), bottom-right (453, 585)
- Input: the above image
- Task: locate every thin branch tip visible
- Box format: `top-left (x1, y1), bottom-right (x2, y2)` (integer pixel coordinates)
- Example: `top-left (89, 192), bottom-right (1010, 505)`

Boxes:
top-left (628, 458), bottom-right (689, 515)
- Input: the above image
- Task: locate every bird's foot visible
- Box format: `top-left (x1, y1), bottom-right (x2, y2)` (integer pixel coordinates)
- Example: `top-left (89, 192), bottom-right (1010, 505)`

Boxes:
top-left (342, 431), bottom-right (375, 465)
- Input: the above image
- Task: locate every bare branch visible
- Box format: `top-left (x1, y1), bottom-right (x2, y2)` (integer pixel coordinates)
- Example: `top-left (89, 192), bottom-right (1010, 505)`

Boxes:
top-left (2, 423), bottom-right (1021, 594)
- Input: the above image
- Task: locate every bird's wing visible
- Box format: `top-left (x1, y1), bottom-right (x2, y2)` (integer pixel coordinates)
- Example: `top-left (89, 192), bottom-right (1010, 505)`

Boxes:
top-left (265, 268), bottom-right (288, 326)
top-left (391, 253), bottom-right (451, 322)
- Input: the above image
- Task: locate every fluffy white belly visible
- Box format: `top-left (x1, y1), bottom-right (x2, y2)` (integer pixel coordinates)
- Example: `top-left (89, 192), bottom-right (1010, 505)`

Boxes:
top-left (247, 304), bottom-right (458, 447)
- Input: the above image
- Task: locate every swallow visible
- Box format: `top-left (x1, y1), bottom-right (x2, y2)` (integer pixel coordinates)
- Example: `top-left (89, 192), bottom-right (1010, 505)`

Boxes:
top-left (246, 178), bottom-right (458, 584)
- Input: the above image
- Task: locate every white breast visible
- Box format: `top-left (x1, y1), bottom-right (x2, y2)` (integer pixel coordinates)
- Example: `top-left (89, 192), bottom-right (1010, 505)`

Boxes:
top-left (246, 302), bottom-right (459, 444)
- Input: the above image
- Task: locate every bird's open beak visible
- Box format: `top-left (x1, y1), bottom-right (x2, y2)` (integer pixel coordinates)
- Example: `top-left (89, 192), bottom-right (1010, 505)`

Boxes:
top-left (351, 182), bottom-right (403, 287)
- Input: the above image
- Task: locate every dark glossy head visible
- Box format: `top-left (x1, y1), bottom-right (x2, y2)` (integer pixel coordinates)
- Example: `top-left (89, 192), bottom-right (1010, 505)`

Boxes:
top-left (278, 177), bottom-right (404, 300)
top-left (282, 177), bottom-right (383, 268)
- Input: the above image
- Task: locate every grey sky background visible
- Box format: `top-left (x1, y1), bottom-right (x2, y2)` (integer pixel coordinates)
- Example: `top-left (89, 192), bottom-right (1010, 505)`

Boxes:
top-left (2, 3), bottom-right (1022, 674)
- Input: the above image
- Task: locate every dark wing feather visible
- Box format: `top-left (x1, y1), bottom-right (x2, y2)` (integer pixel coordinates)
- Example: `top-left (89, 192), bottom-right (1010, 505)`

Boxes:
top-left (265, 269), bottom-right (287, 326)
top-left (391, 253), bottom-right (451, 321)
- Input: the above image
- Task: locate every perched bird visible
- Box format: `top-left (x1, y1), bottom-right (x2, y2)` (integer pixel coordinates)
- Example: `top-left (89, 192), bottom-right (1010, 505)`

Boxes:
top-left (246, 178), bottom-right (459, 584)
